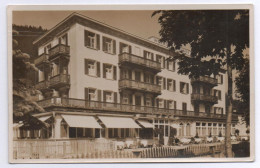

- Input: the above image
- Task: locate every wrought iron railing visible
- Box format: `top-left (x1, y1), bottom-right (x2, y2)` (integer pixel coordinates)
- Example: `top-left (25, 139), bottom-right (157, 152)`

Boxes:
top-left (36, 97), bottom-right (238, 121)
top-left (34, 53), bottom-right (49, 65)
top-left (49, 74), bottom-right (70, 87)
top-left (49, 44), bottom-right (70, 59)
top-left (119, 53), bottom-right (161, 71)
top-left (191, 93), bottom-right (218, 104)
top-left (35, 80), bottom-right (49, 90)
top-left (191, 76), bottom-right (218, 86)
top-left (119, 79), bottom-right (161, 94)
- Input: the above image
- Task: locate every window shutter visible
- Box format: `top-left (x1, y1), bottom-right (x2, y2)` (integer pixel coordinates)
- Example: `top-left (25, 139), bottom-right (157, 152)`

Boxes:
top-left (113, 66), bottom-right (117, 80)
top-left (96, 34), bottom-right (100, 50)
top-left (128, 70), bottom-right (132, 80)
top-left (167, 100), bottom-right (170, 109)
top-left (84, 30), bottom-right (90, 47)
top-left (102, 37), bottom-right (106, 52)
top-left (173, 61), bottom-right (176, 71)
top-left (164, 100), bottom-right (167, 109)
top-left (156, 99), bottom-right (159, 107)
top-left (96, 62), bottom-right (100, 77)
top-left (163, 57), bottom-right (165, 68)
top-left (221, 108), bottom-right (224, 114)
top-left (151, 53), bottom-right (154, 61)
top-left (85, 59), bottom-right (89, 75)
top-left (143, 51), bottom-right (146, 59)
top-left (98, 90), bottom-right (101, 101)
top-left (173, 80), bottom-right (176, 91)
top-left (103, 64), bottom-right (106, 78)
top-left (156, 55), bottom-right (159, 62)
top-left (186, 83), bottom-right (189, 94)
top-left (85, 88), bottom-right (89, 101)
top-left (166, 79), bottom-right (169, 90)
top-left (214, 107), bottom-right (217, 114)
top-left (113, 40), bottom-right (116, 55)
top-left (219, 91), bottom-right (221, 99)
top-left (156, 76), bottom-right (159, 85)
top-left (144, 95), bottom-right (146, 106)
top-left (174, 101), bottom-right (177, 110)
top-left (119, 43), bottom-right (123, 53)
top-left (166, 60), bottom-right (169, 69)
top-left (103, 91), bottom-right (106, 102)
top-left (129, 45), bottom-right (132, 54)
top-left (114, 92), bottom-right (117, 103)
top-left (180, 82), bottom-right (182, 93)
top-left (221, 75), bottom-right (223, 84)
top-left (163, 78), bottom-right (166, 89)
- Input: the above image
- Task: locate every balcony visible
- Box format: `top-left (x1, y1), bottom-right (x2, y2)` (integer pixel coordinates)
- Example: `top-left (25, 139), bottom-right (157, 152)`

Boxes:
top-left (191, 76), bottom-right (218, 86)
top-left (49, 44), bottom-right (70, 60)
top-left (119, 79), bottom-right (161, 95)
top-left (35, 80), bottom-right (50, 91)
top-left (37, 97), bottom-right (238, 121)
top-left (49, 74), bottom-right (70, 89)
top-left (191, 93), bottom-right (218, 104)
top-left (118, 53), bottom-right (161, 72)
top-left (34, 53), bottom-right (49, 65)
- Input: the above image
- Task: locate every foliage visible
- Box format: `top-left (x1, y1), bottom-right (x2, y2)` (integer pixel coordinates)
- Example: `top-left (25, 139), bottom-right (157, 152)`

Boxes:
top-left (235, 58), bottom-right (250, 126)
top-left (152, 10), bottom-right (249, 78)
top-left (194, 132), bottom-right (199, 138)
top-left (13, 29), bottom-right (45, 122)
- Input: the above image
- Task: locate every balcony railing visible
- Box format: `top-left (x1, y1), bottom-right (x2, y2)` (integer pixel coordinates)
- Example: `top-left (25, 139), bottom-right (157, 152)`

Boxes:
top-left (119, 53), bottom-right (161, 72)
top-left (34, 53), bottom-right (49, 65)
top-left (35, 80), bottom-right (49, 91)
top-left (191, 76), bottom-right (218, 86)
top-left (119, 79), bottom-right (161, 94)
top-left (49, 44), bottom-right (70, 59)
top-left (191, 93), bottom-right (218, 104)
top-left (37, 97), bottom-right (238, 121)
top-left (49, 74), bottom-right (70, 88)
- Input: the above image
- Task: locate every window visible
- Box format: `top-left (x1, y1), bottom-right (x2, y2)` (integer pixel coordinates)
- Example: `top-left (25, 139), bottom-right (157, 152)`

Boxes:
top-left (167, 79), bottom-right (176, 92)
top-left (144, 50), bottom-right (154, 60)
top-left (145, 97), bottom-right (152, 107)
top-left (180, 82), bottom-right (189, 94)
top-left (208, 123), bottom-right (212, 135)
top-left (122, 93), bottom-right (129, 104)
top-left (103, 64), bottom-right (117, 80)
top-left (38, 69), bottom-right (45, 82)
top-left (156, 76), bottom-right (163, 89)
top-left (214, 107), bottom-right (224, 114)
top-left (202, 123), bottom-right (206, 136)
top-left (213, 123), bottom-right (217, 136)
top-left (168, 100), bottom-right (174, 109)
top-left (85, 59), bottom-right (100, 77)
top-left (103, 91), bottom-right (113, 103)
top-left (103, 36), bottom-right (116, 54)
top-left (214, 90), bottom-right (222, 100)
top-left (186, 123), bottom-right (191, 136)
top-left (44, 44), bottom-right (52, 54)
top-left (144, 74), bottom-right (153, 84)
top-left (134, 47), bottom-right (141, 56)
top-left (158, 99), bottom-right (165, 108)
top-left (179, 123), bottom-right (185, 137)
top-left (196, 122), bottom-right (201, 136)
top-left (119, 42), bottom-right (131, 53)
top-left (89, 89), bottom-right (97, 101)
top-left (84, 30), bottom-right (100, 49)
top-left (156, 55), bottom-right (165, 68)
top-left (166, 60), bottom-right (175, 71)
top-left (59, 34), bottom-right (68, 45)
top-left (216, 74), bottom-right (223, 84)
top-left (135, 71), bottom-right (141, 82)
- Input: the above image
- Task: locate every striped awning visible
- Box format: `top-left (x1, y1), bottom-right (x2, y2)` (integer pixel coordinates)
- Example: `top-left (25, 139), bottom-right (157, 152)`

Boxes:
top-left (98, 116), bottom-right (141, 128)
top-left (62, 115), bottom-right (102, 128)
top-left (137, 120), bottom-right (154, 128)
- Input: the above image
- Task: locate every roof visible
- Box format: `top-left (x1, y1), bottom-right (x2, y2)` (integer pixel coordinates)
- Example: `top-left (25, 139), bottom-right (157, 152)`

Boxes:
top-left (33, 12), bottom-right (174, 55)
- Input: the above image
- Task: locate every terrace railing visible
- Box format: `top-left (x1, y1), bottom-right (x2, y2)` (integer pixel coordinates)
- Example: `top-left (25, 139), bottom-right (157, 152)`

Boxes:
top-left (191, 93), bottom-right (218, 104)
top-left (119, 53), bottom-right (161, 71)
top-left (34, 53), bottom-right (49, 65)
top-left (191, 76), bottom-right (218, 86)
top-left (49, 44), bottom-right (70, 59)
top-left (37, 97), bottom-right (238, 121)
top-left (119, 79), bottom-right (161, 94)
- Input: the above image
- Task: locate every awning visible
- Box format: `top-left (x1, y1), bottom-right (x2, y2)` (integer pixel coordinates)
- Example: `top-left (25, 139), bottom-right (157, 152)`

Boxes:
top-left (98, 116), bottom-right (141, 128)
top-left (13, 123), bottom-right (23, 128)
top-left (62, 115), bottom-right (102, 128)
top-left (137, 120), bottom-right (154, 128)
top-left (171, 123), bottom-right (180, 129)
top-left (38, 116), bottom-right (52, 122)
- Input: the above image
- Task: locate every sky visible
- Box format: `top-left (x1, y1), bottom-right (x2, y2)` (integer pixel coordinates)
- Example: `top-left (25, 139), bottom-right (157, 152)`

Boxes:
top-left (13, 11), bottom-right (161, 40)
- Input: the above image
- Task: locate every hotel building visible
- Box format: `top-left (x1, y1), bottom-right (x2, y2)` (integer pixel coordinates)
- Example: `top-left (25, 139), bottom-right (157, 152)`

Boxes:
top-left (14, 13), bottom-right (239, 146)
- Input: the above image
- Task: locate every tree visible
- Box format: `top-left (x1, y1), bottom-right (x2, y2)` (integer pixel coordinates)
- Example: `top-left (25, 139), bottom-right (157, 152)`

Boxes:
top-left (235, 58), bottom-right (250, 126)
top-left (153, 10), bottom-right (249, 157)
top-left (13, 29), bottom-right (45, 123)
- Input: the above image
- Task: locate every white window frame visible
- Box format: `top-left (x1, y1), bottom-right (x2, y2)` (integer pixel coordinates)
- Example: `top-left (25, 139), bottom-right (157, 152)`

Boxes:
top-left (89, 89), bottom-right (97, 101)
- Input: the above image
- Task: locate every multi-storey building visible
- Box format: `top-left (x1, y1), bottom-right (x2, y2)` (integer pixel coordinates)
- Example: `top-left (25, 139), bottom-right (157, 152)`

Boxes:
top-left (14, 13), bottom-right (238, 146)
